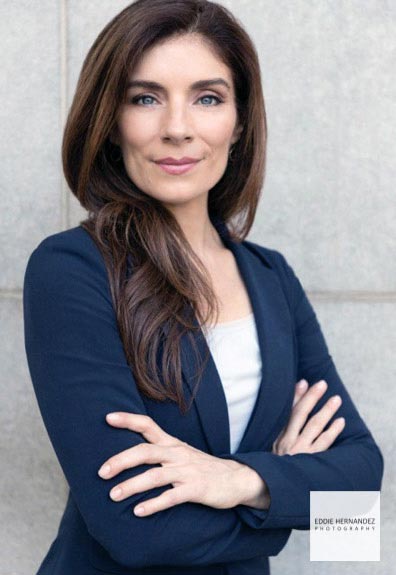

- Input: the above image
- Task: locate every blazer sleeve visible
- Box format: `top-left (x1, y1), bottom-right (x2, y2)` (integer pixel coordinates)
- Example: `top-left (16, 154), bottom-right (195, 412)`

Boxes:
top-left (22, 230), bottom-right (291, 570)
top-left (220, 247), bottom-right (384, 531)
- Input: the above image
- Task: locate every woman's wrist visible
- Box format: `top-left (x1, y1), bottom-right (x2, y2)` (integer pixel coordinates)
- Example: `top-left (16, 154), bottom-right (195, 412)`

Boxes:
top-left (234, 462), bottom-right (271, 510)
top-left (222, 458), bottom-right (270, 510)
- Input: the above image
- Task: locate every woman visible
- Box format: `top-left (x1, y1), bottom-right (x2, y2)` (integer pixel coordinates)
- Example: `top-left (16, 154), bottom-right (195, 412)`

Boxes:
top-left (23, 1), bottom-right (384, 574)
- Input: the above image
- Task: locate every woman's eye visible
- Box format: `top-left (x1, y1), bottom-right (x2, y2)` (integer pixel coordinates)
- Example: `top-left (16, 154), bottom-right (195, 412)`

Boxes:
top-left (130, 94), bottom-right (157, 106)
top-left (198, 94), bottom-right (223, 106)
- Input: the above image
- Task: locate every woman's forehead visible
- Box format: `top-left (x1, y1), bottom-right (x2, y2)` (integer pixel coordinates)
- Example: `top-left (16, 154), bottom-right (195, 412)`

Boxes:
top-left (128, 34), bottom-right (232, 83)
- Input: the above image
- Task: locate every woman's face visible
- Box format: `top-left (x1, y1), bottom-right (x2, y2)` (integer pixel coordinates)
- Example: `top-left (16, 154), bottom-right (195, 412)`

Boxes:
top-left (111, 33), bottom-right (242, 211)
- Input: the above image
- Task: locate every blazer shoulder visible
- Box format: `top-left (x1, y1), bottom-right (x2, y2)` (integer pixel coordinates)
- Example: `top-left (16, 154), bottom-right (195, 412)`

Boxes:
top-left (25, 225), bottom-right (109, 274)
top-left (24, 225), bottom-right (112, 304)
top-left (241, 239), bottom-right (299, 311)
top-left (28, 225), bottom-right (103, 264)
top-left (241, 238), bottom-right (292, 273)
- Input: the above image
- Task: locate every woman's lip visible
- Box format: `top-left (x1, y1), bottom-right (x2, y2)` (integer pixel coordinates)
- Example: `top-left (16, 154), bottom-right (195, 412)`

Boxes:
top-left (155, 160), bottom-right (200, 175)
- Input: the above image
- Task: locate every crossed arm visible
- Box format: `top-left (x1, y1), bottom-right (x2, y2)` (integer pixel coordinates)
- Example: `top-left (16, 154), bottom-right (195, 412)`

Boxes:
top-left (94, 375), bottom-right (343, 518)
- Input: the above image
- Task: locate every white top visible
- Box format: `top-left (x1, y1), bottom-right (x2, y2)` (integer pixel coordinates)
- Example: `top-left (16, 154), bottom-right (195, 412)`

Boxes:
top-left (203, 312), bottom-right (262, 453)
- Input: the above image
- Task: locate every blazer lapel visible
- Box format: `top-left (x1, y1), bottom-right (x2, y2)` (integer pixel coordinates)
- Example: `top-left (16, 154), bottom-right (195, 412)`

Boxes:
top-left (224, 238), bottom-right (295, 453)
top-left (180, 218), bottom-right (296, 455)
top-left (180, 324), bottom-right (231, 455)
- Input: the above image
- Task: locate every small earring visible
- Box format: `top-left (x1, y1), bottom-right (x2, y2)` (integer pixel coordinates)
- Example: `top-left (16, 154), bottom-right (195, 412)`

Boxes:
top-left (229, 145), bottom-right (235, 161)
top-left (110, 146), bottom-right (123, 162)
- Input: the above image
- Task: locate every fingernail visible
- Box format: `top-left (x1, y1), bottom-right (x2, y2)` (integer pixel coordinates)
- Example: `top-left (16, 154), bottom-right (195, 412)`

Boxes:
top-left (110, 487), bottom-right (122, 500)
top-left (317, 380), bottom-right (327, 389)
top-left (98, 464), bottom-right (111, 478)
top-left (331, 395), bottom-right (341, 404)
top-left (134, 506), bottom-right (145, 516)
top-left (107, 413), bottom-right (120, 421)
top-left (297, 379), bottom-right (308, 389)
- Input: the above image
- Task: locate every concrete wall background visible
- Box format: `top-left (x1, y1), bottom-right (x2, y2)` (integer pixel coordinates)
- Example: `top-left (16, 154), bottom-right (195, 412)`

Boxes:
top-left (1, 1), bottom-right (394, 573)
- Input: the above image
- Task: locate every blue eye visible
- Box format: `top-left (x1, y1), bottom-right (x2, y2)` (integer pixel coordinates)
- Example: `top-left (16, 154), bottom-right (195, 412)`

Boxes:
top-left (130, 95), bottom-right (157, 106)
top-left (198, 95), bottom-right (223, 106)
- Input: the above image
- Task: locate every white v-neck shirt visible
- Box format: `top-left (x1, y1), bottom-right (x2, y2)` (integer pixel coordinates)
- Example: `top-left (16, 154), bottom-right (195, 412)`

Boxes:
top-left (203, 312), bottom-right (262, 453)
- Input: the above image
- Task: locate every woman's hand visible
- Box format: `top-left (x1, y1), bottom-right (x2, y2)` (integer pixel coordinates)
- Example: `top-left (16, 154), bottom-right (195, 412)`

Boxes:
top-left (272, 379), bottom-right (345, 456)
top-left (97, 413), bottom-right (255, 517)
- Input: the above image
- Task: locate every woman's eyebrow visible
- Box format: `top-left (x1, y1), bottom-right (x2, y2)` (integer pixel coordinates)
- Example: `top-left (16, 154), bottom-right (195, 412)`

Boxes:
top-left (126, 78), bottom-right (231, 91)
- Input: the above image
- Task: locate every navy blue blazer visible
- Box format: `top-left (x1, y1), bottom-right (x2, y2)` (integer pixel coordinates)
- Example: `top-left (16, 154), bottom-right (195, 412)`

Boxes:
top-left (23, 220), bottom-right (384, 575)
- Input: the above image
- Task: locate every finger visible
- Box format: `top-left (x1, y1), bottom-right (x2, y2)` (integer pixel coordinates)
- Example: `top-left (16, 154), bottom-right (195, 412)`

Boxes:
top-left (298, 394), bottom-right (343, 445)
top-left (280, 380), bottom-right (328, 445)
top-left (292, 379), bottom-right (308, 408)
top-left (273, 380), bottom-right (309, 452)
top-left (272, 380), bottom-right (308, 453)
top-left (98, 443), bottom-right (174, 479)
top-left (109, 466), bottom-right (182, 501)
top-left (133, 486), bottom-right (189, 517)
top-left (105, 412), bottom-right (181, 446)
top-left (272, 421), bottom-right (288, 452)
top-left (310, 417), bottom-right (346, 453)
top-left (272, 432), bottom-right (282, 453)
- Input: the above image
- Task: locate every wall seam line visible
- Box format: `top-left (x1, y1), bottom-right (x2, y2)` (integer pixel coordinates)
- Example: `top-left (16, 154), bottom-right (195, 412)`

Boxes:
top-left (60, 0), bottom-right (69, 230)
top-left (3, 290), bottom-right (396, 302)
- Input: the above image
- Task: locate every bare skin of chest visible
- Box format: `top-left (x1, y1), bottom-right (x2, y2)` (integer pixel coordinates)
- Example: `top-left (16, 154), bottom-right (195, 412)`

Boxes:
top-left (200, 248), bottom-right (253, 325)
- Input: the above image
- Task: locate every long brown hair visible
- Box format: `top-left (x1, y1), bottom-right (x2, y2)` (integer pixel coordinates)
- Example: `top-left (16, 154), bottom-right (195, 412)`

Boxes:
top-left (62, 0), bottom-right (267, 414)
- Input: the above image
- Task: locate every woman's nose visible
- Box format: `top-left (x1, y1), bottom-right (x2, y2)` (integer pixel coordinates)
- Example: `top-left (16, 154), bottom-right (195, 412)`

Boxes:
top-left (161, 103), bottom-right (194, 141)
